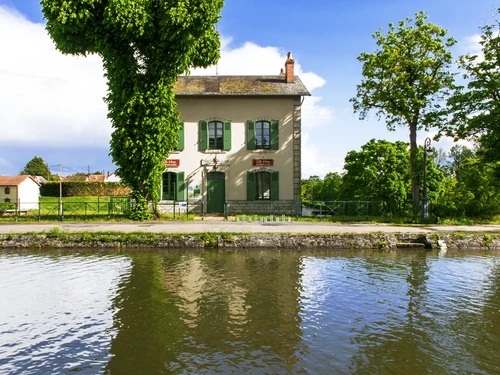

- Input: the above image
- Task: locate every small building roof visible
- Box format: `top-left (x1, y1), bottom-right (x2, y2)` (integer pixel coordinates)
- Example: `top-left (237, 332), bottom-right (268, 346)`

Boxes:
top-left (0, 175), bottom-right (40, 186)
top-left (174, 75), bottom-right (311, 97)
top-left (88, 174), bottom-right (107, 182)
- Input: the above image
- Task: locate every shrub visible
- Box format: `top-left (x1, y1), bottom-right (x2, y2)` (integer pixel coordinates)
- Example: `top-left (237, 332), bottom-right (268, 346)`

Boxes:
top-left (40, 182), bottom-right (131, 197)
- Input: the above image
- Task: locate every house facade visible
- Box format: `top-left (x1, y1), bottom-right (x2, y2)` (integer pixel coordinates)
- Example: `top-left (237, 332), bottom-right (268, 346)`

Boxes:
top-left (0, 176), bottom-right (40, 211)
top-left (162, 53), bottom-right (310, 215)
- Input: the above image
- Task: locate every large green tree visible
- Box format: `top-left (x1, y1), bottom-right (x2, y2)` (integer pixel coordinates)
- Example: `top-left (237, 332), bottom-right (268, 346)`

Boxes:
top-left (41, 0), bottom-right (224, 219)
top-left (340, 139), bottom-right (445, 210)
top-left (444, 14), bottom-right (500, 173)
top-left (340, 139), bottom-right (412, 205)
top-left (350, 11), bottom-right (456, 213)
top-left (20, 156), bottom-right (51, 179)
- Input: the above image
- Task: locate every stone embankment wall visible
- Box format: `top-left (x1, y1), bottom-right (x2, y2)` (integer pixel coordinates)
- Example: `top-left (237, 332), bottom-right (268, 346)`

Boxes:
top-left (1, 232), bottom-right (500, 250)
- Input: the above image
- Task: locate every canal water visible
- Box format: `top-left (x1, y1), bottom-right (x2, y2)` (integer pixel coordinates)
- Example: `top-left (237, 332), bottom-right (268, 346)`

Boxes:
top-left (1, 249), bottom-right (499, 374)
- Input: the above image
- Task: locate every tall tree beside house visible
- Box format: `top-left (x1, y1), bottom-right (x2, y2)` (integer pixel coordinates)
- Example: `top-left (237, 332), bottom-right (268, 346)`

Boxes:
top-left (20, 156), bottom-right (52, 180)
top-left (350, 11), bottom-right (456, 214)
top-left (442, 13), bottom-right (500, 176)
top-left (41, 0), bottom-right (224, 220)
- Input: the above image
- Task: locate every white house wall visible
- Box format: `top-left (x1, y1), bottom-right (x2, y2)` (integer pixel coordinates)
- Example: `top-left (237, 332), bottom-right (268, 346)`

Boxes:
top-left (18, 179), bottom-right (39, 211)
top-left (164, 96), bottom-right (301, 214)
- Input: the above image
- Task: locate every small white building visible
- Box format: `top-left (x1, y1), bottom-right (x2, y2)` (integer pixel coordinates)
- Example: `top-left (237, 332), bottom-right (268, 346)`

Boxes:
top-left (0, 176), bottom-right (40, 211)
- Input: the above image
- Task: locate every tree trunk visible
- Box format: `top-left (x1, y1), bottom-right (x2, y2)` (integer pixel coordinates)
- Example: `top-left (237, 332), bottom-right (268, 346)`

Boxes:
top-left (409, 123), bottom-right (420, 215)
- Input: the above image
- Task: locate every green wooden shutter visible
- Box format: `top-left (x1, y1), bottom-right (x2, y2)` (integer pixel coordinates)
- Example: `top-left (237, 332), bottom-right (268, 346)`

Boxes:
top-left (270, 171), bottom-right (279, 201)
top-left (270, 120), bottom-right (279, 150)
top-left (247, 120), bottom-right (256, 150)
top-left (176, 172), bottom-right (185, 201)
top-left (223, 120), bottom-right (232, 151)
top-left (247, 171), bottom-right (256, 201)
top-left (198, 120), bottom-right (208, 151)
top-left (176, 121), bottom-right (184, 151)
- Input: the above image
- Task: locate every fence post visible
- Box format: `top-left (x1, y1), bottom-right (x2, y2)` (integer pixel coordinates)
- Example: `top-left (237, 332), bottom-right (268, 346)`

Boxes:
top-left (108, 201), bottom-right (111, 220)
top-left (319, 202), bottom-right (323, 221)
top-left (201, 201), bottom-right (205, 220)
top-left (173, 200), bottom-right (176, 219)
top-left (61, 202), bottom-right (64, 221)
top-left (224, 201), bottom-right (228, 220)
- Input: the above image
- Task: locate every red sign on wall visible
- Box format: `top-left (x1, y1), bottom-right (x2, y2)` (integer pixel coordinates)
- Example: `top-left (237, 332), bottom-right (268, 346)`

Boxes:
top-left (253, 159), bottom-right (274, 166)
top-left (164, 159), bottom-right (180, 167)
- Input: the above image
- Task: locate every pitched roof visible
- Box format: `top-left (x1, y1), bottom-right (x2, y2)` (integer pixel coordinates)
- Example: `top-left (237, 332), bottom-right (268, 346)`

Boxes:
top-left (0, 175), bottom-right (40, 186)
top-left (174, 75), bottom-right (311, 96)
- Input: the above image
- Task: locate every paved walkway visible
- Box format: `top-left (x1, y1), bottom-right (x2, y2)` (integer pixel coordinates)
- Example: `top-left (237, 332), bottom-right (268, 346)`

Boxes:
top-left (0, 221), bottom-right (499, 234)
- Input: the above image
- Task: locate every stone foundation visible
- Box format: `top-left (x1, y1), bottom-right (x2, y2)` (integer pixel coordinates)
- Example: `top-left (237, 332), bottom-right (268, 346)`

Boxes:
top-left (1, 232), bottom-right (499, 250)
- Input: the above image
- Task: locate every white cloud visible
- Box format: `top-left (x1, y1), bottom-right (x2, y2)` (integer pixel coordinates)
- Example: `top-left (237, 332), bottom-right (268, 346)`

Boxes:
top-left (301, 133), bottom-right (343, 178)
top-left (461, 34), bottom-right (484, 62)
top-left (0, 6), bottom-right (111, 147)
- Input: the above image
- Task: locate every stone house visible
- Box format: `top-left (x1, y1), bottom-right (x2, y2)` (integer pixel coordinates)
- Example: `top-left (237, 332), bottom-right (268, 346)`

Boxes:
top-left (162, 52), bottom-right (310, 215)
top-left (0, 175), bottom-right (40, 211)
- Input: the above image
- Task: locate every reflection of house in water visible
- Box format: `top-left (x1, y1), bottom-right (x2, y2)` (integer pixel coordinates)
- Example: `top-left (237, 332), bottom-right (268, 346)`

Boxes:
top-left (161, 252), bottom-right (305, 372)
top-left (106, 252), bottom-right (306, 373)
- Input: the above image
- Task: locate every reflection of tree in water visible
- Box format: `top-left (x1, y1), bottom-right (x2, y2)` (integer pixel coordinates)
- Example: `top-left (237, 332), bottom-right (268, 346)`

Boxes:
top-left (349, 252), bottom-right (500, 375)
top-left (453, 258), bottom-right (500, 374)
top-left (105, 251), bottom-right (305, 374)
top-left (349, 251), bottom-right (436, 375)
top-left (104, 254), bottom-right (187, 375)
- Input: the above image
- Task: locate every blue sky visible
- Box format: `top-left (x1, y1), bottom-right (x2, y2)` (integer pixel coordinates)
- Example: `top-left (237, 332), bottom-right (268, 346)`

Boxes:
top-left (0, 0), bottom-right (498, 177)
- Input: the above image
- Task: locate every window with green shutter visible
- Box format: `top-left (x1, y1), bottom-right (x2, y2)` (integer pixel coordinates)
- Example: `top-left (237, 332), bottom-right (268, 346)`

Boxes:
top-left (270, 120), bottom-right (279, 150)
top-left (176, 121), bottom-right (184, 151)
top-left (200, 120), bottom-right (231, 151)
top-left (248, 171), bottom-right (279, 201)
top-left (247, 120), bottom-right (279, 150)
top-left (198, 120), bottom-right (208, 151)
top-left (161, 171), bottom-right (185, 201)
top-left (223, 121), bottom-right (231, 150)
top-left (247, 171), bottom-right (256, 201)
top-left (176, 172), bottom-right (185, 201)
top-left (247, 120), bottom-right (256, 150)
top-left (270, 171), bottom-right (279, 200)
top-left (162, 172), bottom-right (176, 200)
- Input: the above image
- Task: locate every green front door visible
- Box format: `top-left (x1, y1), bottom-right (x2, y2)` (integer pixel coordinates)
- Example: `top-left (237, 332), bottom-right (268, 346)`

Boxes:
top-left (207, 172), bottom-right (225, 213)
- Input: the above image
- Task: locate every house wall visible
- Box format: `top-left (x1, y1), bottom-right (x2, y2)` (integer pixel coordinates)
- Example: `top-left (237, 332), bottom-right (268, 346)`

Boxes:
top-left (163, 96), bottom-right (302, 215)
top-left (0, 186), bottom-right (17, 205)
top-left (18, 179), bottom-right (39, 211)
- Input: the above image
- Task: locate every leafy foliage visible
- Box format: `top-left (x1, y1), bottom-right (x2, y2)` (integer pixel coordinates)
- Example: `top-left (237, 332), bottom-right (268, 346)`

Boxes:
top-left (20, 156), bottom-right (52, 179)
top-left (444, 14), bottom-right (500, 173)
top-left (41, 0), bottom-right (224, 219)
top-left (40, 182), bottom-right (130, 197)
top-left (351, 11), bottom-right (456, 211)
top-left (341, 139), bottom-right (411, 205)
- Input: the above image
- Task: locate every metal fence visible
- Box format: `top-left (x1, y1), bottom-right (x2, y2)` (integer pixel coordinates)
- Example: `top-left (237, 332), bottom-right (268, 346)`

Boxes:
top-left (302, 200), bottom-right (417, 218)
top-left (0, 197), bottom-right (131, 221)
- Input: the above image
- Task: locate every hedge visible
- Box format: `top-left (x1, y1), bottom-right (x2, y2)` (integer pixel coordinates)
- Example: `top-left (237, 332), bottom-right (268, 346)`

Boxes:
top-left (40, 182), bottom-right (131, 197)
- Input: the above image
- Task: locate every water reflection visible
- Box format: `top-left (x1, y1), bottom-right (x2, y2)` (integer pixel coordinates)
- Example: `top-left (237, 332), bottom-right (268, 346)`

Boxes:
top-left (105, 251), bottom-right (304, 374)
top-left (1, 249), bottom-right (500, 374)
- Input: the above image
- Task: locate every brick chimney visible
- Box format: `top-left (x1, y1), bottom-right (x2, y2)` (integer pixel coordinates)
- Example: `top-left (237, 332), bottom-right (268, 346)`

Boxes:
top-left (285, 52), bottom-right (294, 83)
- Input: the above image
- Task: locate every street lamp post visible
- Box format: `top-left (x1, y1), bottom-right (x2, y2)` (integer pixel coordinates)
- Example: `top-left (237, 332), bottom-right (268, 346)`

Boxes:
top-left (422, 137), bottom-right (432, 219)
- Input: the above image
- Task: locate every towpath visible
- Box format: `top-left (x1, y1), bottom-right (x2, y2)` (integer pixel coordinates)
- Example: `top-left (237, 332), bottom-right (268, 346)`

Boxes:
top-left (0, 221), bottom-right (499, 234)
